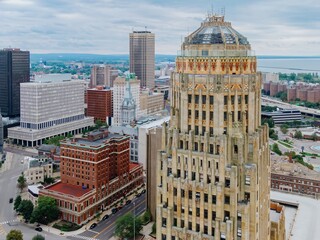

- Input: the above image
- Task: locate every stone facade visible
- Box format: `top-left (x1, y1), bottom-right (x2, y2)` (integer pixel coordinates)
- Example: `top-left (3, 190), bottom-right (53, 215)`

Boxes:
top-left (270, 202), bottom-right (286, 240)
top-left (157, 15), bottom-right (271, 240)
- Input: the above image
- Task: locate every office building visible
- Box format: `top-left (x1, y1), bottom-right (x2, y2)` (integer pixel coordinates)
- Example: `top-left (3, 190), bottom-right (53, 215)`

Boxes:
top-left (113, 75), bottom-right (140, 126)
top-left (0, 112), bottom-right (3, 153)
top-left (261, 109), bottom-right (302, 124)
top-left (8, 76), bottom-right (94, 146)
top-left (157, 15), bottom-right (272, 239)
top-left (140, 90), bottom-right (165, 115)
top-left (0, 48), bottom-right (30, 117)
top-left (90, 65), bottom-right (118, 87)
top-left (130, 31), bottom-right (155, 89)
top-left (87, 87), bottom-right (113, 124)
top-left (40, 129), bottom-right (144, 224)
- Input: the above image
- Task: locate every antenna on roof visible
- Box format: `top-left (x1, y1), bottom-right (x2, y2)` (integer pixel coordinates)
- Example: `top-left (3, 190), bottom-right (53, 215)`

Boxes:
top-left (145, 26), bottom-right (147, 32)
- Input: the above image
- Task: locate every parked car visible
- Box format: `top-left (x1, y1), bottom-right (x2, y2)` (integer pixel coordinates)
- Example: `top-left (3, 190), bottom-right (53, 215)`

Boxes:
top-left (9, 198), bottom-right (13, 203)
top-left (102, 214), bottom-right (109, 220)
top-left (136, 193), bottom-right (142, 198)
top-left (112, 208), bottom-right (118, 214)
top-left (35, 227), bottom-right (42, 232)
top-left (141, 189), bottom-right (146, 194)
top-left (125, 200), bottom-right (132, 205)
top-left (90, 223), bottom-right (97, 229)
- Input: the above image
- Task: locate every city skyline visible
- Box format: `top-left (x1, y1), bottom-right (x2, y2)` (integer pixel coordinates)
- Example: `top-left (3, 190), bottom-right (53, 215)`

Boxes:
top-left (1, 0), bottom-right (319, 56)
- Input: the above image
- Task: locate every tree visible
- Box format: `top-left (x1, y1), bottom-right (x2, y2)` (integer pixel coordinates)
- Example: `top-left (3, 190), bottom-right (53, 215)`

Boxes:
top-left (271, 143), bottom-right (282, 155)
top-left (17, 173), bottom-right (27, 193)
top-left (30, 196), bottom-right (60, 224)
top-left (14, 195), bottom-right (22, 211)
top-left (17, 200), bottom-right (34, 221)
top-left (294, 130), bottom-right (303, 139)
top-left (32, 234), bottom-right (45, 240)
top-left (280, 124), bottom-right (289, 134)
top-left (43, 176), bottom-right (55, 185)
top-left (6, 230), bottom-right (23, 240)
top-left (114, 213), bottom-right (142, 239)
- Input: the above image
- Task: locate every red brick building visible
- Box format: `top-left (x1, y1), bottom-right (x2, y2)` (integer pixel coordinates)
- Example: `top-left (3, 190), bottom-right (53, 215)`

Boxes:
top-left (87, 87), bottom-right (113, 124)
top-left (40, 129), bottom-right (143, 225)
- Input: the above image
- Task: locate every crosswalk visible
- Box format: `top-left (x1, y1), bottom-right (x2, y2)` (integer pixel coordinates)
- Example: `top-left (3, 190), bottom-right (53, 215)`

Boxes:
top-left (69, 235), bottom-right (100, 240)
top-left (0, 220), bottom-right (18, 226)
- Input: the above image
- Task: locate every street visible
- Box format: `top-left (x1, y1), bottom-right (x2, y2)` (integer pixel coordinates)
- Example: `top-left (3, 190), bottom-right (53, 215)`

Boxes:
top-left (68, 194), bottom-right (146, 240)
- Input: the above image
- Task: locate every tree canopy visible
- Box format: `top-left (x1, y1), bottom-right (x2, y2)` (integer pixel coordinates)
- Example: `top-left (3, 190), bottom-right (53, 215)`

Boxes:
top-left (17, 173), bottom-right (27, 193)
top-left (17, 200), bottom-right (34, 221)
top-left (30, 196), bottom-right (60, 224)
top-left (114, 212), bottom-right (142, 239)
top-left (14, 195), bottom-right (22, 211)
top-left (6, 230), bottom-right (23, 240)
top-left (32, 234), bottom-right (45, 240)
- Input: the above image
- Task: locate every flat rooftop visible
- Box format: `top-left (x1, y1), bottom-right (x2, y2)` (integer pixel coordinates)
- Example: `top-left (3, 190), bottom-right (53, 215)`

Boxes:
top-left (271, 155), bottom-right (320, 181)
top-left (45, 182), bottom-right (92, 198)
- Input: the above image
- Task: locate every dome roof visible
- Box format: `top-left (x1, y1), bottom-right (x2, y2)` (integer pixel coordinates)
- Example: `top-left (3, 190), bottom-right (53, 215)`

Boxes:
top-left (185, 15), bottom-right (249, 46)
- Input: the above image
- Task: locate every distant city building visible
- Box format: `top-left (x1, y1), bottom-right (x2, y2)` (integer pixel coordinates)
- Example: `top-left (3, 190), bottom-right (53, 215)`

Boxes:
top-left (262, 72), bottom-right (279, 83)
top-left (154, 85), bottom-right (170, 100)
top-left (8, 75), bottom-right (94, 147)
top-left (40, 130), bottom-right (144, 225)
top-left (271, 155), bottom-right (320, 197)
top-left (287, 85), bottom-right (320, 103)
top-left (87, 86), bottom-right (113, 124)
top-left (140, 90), bottom-right (165, 115)
top-left (0, 48), bottom-right (30, 117)
top-left (25, 157), bottom-right (54, 185)
top-left (130, 31), bottom-right (155, 89)
top-left (113, 75), bottom-right (140, 126)
top-left (0, 112), bottom-right (3, 153)
top-left (262, 109), bottom-right (302, 124)
top-left (90, 65), bottom-right (118, 88)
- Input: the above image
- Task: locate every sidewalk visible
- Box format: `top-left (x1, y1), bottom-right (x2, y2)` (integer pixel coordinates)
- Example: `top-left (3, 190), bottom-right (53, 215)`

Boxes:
top-left (37, 185), bottom-right (146, 238)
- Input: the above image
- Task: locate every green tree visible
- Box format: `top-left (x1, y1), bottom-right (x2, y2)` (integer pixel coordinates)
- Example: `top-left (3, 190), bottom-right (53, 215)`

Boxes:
top-left (294, 130), bottom-right (303, 139)
top-left (114, 213), bottom-right (142, 239)
top-left (43, 176), bottom-right (55, 185)
top-left (6, 230), bottom-right (23, 240)
top-left (271, 143), bottom-right (282, 155)
top-left (32, 234), bottom-right (45, 240)
top-left (17, 173), bottom-right (27, 193)
top-left (17, 200), bottom-right (34, 221)
top-left (14, 195), bottom-right (22, 211)
top-left (280, 124), bottom-right (289, 134)
top-left (30, 196), bottom-right (60, 224)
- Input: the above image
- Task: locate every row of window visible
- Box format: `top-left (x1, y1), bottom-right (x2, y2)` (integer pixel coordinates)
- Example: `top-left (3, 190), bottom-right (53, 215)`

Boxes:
top-left (188, 94), bottom-right (249, 105)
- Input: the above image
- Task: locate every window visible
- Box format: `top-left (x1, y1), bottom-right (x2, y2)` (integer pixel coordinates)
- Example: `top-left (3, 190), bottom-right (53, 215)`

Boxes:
top-left (224, 112), bottom-right (227, 121)
top-left (195, 95), bottom-right (199, 104)
top-left (210, 144), bottom-right (214, 154)
top-left (204, 193), bottom-right (208, 202)
top-left (202, 95), bottom-right (206, 104)
top-left (231, 95), bottom-right (235, 105)
top-left (162, 217), bottom-right (167, 227)
top-left (189, 190), bottom-right (193, 199)
top-left (212, 195), bottom-right (216, 204)
top-left (188, 94), bottom-right (192, 103)
top-left (224, 96), bottom-right (228, 105)
top-left (173, 218), bottom-right (177, 227)
top-left (210, 96), bottom-right (214, 104)
top-left (188, 110), bottom-right (191, 118)
top-left (234, 145), bottom-right (238, 154)
top-left (204, 209), bottom-right (208, 218)
top-left (210, 111), bottom-right (213, 120)
top-left (202, 111), bottom-right (206, 120)
top-left (238, 95), bottom-right (242, 104)
top-left (195, 110), bottom-right (199, 119)
top-left (225, 196), bottom-right (230, 204)
top-left (245, 175), bottom-right (251, 185)
top-left (245, 95), bottom-right (248, 104)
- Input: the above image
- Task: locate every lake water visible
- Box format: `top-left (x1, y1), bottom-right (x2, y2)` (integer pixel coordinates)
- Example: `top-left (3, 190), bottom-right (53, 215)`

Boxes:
top-left (257, 58), bottom-right (320, 75)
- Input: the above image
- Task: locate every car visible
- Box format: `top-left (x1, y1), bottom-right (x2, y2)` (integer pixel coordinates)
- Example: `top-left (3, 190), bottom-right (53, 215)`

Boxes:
top-left (125, 200), bottom-right (132, 205)
top-left (136, 193), bottom-right (142, 198)
top-left (9, 198), bottom-right (13, 203)
top-left (102, 214), bottom-right (109, 220)
top-left (90, 223), bottom-right (97, 229)
top-left (141, 189), bottom-right (146, 194)
top-left (118, 205), bottom-right (123, 210)
top-left (111, 208), bottom-right (118, 214)
top-left (35, 227), bottom-right (42, 232)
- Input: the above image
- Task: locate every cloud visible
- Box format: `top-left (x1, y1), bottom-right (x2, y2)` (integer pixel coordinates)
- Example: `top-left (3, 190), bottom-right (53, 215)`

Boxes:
top-left (0, 0), bottom-right (319, 55)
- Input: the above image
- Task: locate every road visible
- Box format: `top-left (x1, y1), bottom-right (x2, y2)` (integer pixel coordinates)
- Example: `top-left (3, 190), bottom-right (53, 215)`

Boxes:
top-left (68, 194), bottom-right (146, 240)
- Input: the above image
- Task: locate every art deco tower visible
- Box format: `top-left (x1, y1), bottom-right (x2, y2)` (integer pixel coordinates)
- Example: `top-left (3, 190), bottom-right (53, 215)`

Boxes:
top-left (157, 16), bottom-right (270, 240)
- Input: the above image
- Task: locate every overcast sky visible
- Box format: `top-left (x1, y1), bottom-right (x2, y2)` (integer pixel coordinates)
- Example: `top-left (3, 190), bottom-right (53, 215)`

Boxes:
top-left (0, 0), bottom-right (319, 56)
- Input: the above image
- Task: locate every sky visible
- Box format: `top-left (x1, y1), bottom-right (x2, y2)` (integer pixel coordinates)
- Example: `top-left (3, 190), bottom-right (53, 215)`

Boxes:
top-left (0, 0), bottom-right (319, 56)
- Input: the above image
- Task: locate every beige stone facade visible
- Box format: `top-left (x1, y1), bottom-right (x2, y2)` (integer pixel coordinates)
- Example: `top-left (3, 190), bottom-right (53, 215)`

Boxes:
top-left (270, 202), bottom-right (286, 240)
top-left (157, 16), bottom-right (272, 240)
top-left (140, 90), bottom-right (165, 115)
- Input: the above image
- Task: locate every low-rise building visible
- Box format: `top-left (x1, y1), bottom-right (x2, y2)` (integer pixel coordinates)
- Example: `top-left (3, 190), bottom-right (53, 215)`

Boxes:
top-left (270, 202), bottom-right (286, 240)
top-left (25, 158), bottom-right (54, 185)
top-left (271, 155), bottom-right (320, 197)
top-left (40, 129), bottom-right (144, 225)
top-left (262, 109), bottom-right (302, 124)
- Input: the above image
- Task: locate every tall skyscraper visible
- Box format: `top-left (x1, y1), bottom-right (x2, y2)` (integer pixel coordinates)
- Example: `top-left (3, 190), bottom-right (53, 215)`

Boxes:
top-left (0, 48), bottom-right (30, 117)
top-left (130, 31), bottom-right (155, 89)
top-left (90, 64), bottom-right (118, 88)
top-left (157, 16), bottom-right (271, 239)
